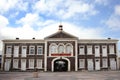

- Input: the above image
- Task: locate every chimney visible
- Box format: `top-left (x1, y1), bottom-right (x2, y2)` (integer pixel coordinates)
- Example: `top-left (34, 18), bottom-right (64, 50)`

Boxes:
top-left (108, 38), bottom-right (111, 39)
top-left (16, 38), bottom-right (19, 40)
top-left (32, 37), bottom-right (35, 39)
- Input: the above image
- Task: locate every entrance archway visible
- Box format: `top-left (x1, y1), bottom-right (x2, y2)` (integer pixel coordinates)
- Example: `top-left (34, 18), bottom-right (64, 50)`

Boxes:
top-left (52, 57), bottom-right (70, 72)
top-left (54, 59), bottom-right (68, 72)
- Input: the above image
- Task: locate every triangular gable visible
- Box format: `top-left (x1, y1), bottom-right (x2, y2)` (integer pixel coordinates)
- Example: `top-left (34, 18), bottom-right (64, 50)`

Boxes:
top-left (44, 25), bottom-right (78, 39)
top-left (45, 30), bottom-right (78, 39)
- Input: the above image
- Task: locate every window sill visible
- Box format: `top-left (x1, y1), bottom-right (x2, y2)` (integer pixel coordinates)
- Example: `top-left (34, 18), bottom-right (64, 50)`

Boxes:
top-left (36, 68), bottom-right (43, 69)
top-left (36, 54), bottom-right (43, 55)
top-left (79, 54), bottom-right (85, 55)
top-left (28, 68), bottom-right (34, 69)
top-left (87, 54), bottom-right (94, 55)
top-left (28, 54), bottom-right (35, 55)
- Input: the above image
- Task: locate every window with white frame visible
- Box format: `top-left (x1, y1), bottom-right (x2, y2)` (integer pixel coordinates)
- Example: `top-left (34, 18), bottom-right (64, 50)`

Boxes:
top-left (14, 46), bottom-right (19, 57)
top-left (95, 46), bottom-right (100, 57)
top-left (66, 44), bottom-right (73, 54)
top-left (13, 59), bottom-right (18, 69)
top-left (87, 45), bottom-right (92, 55)
top-left (109, 45), bottom-right (114, 54)
top-left (79, 59), bottom-right (85, 68)
top-left (37, 46), bottom-right (43, 55)
top-left (29, 59), bottom-right (34, 69)
top-left (21, 46), bottom-right (27, 57)
top-left (37, 59), bottom-right (42, 69)
top-left (6, 46), bottom-right (12, 57)
top-left (102, 46), bottom-right (107, 56)
top-left (58, 45), bottom-right (64, 53)
top-left (49, 43), bottom-right (57, 54)
top-left (29, 46), bottom-right (35, 55)
top-left (79, 46), bottom-right (85, 55)
top-left (102, 58), bottom-right (108, 68)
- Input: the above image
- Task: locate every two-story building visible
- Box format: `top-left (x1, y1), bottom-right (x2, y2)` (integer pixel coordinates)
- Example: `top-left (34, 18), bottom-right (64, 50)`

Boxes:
top-left (1, 25), bottom-right (119, 71)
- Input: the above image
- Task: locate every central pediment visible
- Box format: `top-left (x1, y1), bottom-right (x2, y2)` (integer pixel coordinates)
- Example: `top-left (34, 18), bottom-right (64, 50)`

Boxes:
top-left (44, 25), bottom-right (78, 39)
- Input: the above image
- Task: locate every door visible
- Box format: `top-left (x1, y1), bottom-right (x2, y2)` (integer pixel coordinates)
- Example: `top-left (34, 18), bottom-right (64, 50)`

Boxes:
top-left (95, 59), bottom-right (100, 70)
top-left (87, 59), bottom-right (94, 71)
top-left (110, 58), bottom-right (116, 70)
top-left (5, 59), bottom-right (11, 71)
top-left (21, 59), bottom-right (26, 71)
top-left (54, 59), bottom-right (68, 72)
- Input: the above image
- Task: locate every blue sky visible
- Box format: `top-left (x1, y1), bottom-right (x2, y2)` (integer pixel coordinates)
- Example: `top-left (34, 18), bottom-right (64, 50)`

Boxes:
top-left (0, 0), bottom-right (120, 53)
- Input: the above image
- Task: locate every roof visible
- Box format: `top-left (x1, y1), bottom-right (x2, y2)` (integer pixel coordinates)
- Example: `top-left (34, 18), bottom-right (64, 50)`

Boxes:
top-left (44, 25), bottom-right (78, 39)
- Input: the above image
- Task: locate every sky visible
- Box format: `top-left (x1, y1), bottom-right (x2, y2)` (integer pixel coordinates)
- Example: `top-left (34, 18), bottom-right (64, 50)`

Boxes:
top-left (0, 0), bottom-right (120, 55)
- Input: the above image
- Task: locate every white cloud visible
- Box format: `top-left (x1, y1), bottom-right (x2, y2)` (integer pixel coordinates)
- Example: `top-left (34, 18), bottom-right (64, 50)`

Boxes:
top-left (0, 0), bottom-right (18, 13)
top-left (35, 22), bottom-right (103, 39)
top-left (33, 0), bottom-right (98, 19)
top-left (95, 0), bottom-right (109, 6)
top-left (106, 15), bottom-right (120, 29)
top-left (17, 13), bottom-right (40, 26)
top-left (0, 0), bottom-right (28, 14)
top-left (59, 23), bottom-right (102, 39)
top-left (59, 2), bottom-right (97, 19)
top-left (106, 5), bottom-right (120, 30)
top-left (33, 0), bottom-right (48, 13)
top-left (0, 21), bottom-right (102, 40)
top-left (0, 25), bottom-right (36, 39)
top-left (0, 15), bottom-right (9, 28)
top-left (9, 11), bottom-right (19, 18)
top-left (0, 15), bottom-right (9, 51)
top-left (17, 13), bottom-right (57, 29)
top-left (115, 5), bottom-right (120, 16)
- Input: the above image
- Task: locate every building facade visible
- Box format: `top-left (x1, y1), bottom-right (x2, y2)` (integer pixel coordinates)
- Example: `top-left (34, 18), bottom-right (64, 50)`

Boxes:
top-left (1, 25), bottom-right (119, 72)
top-left (0, 55), bottom-right (1, 70)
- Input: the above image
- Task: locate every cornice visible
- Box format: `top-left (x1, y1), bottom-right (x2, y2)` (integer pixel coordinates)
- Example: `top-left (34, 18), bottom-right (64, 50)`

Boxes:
top-left (2, 39), bottom-right (45, 43)
top-left (2, 39), bottom-right (118, 44)
top-left (78, 39), bottom-right (118, 43)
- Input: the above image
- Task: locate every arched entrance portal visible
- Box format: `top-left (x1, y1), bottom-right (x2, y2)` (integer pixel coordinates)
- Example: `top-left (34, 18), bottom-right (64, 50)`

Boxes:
top-left (54, 59), bottom-right (68, 72)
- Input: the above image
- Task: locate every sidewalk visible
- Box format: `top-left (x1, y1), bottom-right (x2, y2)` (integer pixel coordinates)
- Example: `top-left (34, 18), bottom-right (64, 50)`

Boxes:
top-left (0, 71), bottom-right (120, 80)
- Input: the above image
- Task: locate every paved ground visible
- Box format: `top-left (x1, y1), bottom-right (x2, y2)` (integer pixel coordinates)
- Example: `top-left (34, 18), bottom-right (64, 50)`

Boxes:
top-left (0, 71), bottom-right (120, 80)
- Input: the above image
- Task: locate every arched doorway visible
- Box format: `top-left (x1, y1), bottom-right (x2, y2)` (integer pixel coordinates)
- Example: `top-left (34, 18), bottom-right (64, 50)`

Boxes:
top-left (54, 59), bottom-right (68, 72)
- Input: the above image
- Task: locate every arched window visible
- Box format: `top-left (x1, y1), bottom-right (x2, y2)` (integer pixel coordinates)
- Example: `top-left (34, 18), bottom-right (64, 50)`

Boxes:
top-left (58, 44), bottom-right (64, 53)
top-left (66, 43), bottom-right (73, 54)
top-left (49, 43), bottom-right (57, 54)
top-left (66, 45), bottom-right (72, 53)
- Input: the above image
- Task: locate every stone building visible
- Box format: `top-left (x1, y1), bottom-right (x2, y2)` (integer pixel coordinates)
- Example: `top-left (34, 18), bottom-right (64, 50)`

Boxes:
top-left (1, 25), bottom-right (119, 71)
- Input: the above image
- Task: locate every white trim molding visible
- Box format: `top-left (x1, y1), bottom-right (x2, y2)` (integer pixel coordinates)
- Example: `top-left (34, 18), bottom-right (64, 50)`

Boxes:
top-left (75, 40), bottom-right (78, 71)
top-left (44, 40), bottom-right (47, 71)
